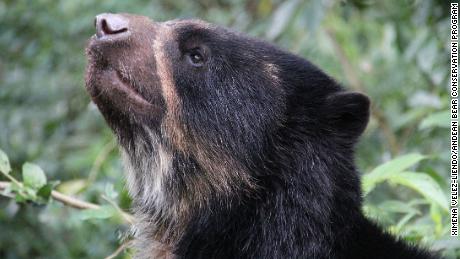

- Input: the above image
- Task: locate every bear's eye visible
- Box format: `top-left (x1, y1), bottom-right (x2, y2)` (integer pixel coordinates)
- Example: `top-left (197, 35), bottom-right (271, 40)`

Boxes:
top-left (186, 49), bottom-right (205, 67)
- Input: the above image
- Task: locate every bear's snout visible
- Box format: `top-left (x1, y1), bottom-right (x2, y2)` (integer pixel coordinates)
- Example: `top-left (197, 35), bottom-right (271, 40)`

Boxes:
top-left (85, 13), bottom-right (166, 127)
top-left (94, 13), bottom-right (129, 39)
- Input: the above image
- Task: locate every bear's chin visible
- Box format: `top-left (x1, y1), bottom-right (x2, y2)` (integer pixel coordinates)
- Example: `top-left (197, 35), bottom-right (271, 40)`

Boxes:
top-left (85, 65), bottom-right (165, 134)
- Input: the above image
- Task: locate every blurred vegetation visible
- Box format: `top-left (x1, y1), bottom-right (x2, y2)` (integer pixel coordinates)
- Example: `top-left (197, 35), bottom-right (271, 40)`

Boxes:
top-left (0, 0), bottom-right (454, 258)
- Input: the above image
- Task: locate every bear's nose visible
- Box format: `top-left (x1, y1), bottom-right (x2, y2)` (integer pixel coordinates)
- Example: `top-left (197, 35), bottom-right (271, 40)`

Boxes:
top-left (94, 13), bottom-right (129, 38)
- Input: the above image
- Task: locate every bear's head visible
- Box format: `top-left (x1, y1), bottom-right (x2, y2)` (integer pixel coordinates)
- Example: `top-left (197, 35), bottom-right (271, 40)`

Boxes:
top-left (85, 13), bottom-right (370, 222)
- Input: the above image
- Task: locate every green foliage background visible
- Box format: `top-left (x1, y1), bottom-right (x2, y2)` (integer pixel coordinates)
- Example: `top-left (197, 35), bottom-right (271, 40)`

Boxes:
top-left (0, 0), bottom-right (454, 258)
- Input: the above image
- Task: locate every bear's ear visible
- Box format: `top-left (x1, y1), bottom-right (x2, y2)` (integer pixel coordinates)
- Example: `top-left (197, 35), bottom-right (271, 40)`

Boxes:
top-left (322, 91), bottom-right (370, 141)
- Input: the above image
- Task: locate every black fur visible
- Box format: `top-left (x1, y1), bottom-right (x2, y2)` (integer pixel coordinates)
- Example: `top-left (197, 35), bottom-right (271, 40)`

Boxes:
top-left (85, 14), bottom-right (439, 259)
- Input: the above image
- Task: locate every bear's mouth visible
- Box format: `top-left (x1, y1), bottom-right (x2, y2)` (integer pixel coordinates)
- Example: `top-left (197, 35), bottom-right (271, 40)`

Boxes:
top-left (102, 69), bottom-right (154, 110)
top-left (85, 37), bottom-right (153, 111)
top-left (113, 70), bottom-right (148, 104)
top-left (86, 66), bottom-right (163, 118)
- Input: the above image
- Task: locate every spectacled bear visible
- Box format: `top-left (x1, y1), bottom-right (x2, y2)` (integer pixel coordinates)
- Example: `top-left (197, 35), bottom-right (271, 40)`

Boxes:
top-left (85, 13), bottom-right (439, 259)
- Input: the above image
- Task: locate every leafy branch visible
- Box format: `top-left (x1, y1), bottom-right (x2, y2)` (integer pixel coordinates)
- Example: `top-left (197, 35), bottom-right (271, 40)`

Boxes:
top-left (0, 149), bottom-right (133, 223)
top-left (0, 148), bottom-right (135, 258)
top-left (0, 181), bottom-right (99, 210)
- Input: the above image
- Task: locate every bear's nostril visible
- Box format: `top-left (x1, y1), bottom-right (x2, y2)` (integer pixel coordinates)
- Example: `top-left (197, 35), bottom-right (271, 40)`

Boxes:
top-left (95, 13), bottom-right (129, 39)
top-left (101, 18), bottom-right (128, 35)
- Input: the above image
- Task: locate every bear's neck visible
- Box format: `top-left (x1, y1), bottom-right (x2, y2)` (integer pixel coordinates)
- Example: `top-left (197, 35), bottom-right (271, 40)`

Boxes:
top-left (122, 134), bottom-right (363, 258)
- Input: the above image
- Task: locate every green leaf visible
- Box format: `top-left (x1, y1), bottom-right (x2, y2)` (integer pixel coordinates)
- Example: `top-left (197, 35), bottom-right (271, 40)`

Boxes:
top-left (23, 187), bottom-right (38, 201)
top-left (15, 193), bottom-right (27, 203)
top-left (77, 205), bottom-right (116, 220)
top-left (0, 149), bottom-right (11, 174)
top-left (104, 183), bottom-right (118, 200)
top-left (378, 200), bottom-right (421, 215)
top-left (57, 179), bottom-right (87, 195)
top-left (22, 163), bottom-right (47, 190)
top-left (12, 186), bottom-right (37, 203)
top-left (394, 211), bottom-right (418, 233)
top-left (10, 182), bottom-right (22, 193)
top-left (419, 110), bottom-right (449, 130)
top-left (387, 171), bottom-right (448, 211)
top-left (363, 153), bottom-right (426, 195)
top-left (363, 204), bottom-right (394, 225)
top-left (37, 183), bottom-right (53, 200)
top-left (430, 203), bottom-right (443, 235)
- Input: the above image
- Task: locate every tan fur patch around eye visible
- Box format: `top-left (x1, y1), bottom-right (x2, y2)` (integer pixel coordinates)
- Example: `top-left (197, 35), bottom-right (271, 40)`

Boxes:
top-left (130, 22), bottom-right (261, 251)
top-left (152, 24), bottom-right (257, 198)
top-left (153, 26), bottom-right (187, 151)
top-left (152, 23), bottom-right (257, 210)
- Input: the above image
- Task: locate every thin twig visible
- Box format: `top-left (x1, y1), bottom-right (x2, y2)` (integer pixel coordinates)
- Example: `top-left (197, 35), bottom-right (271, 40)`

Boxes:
top-left (0, 180), bottom-right (98, 209)
top-left (1, 171), bottom-right (22, 186)
top-left (102, 195), bottom-right (135, 224)
top-left (104, 239), bottom-right (134, 259)
top-left (50, 189), bottom-right (100, 210)
top-left (0, 181), bottom-right (133, 223)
